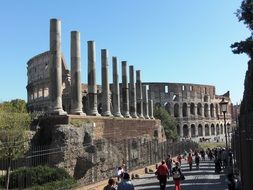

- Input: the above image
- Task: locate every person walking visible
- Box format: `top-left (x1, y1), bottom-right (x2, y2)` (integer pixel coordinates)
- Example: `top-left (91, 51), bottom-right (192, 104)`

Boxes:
top-left (195, 152), bottom-right (200, 170)
top-left (172, 162), bottom-right (184, 190)
top-left (117, 173), bottom-right (135, 190)
top-left (187, 153), bottom-right (193, 171)
top-left (166, 154), bottom-right (173, 176)
top-left (155, 160), bottom-right (169, 190)
top-left (177, 154), bottom-right (182, 165)
top-left (103, 178), bottom-right (117, 190)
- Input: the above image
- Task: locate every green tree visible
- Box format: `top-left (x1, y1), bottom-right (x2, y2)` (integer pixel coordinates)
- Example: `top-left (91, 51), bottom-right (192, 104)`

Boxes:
top-left (231, 0), bottom-right (253, 114)
top-left (154, 107), bottom-right (178, 140)
top-left (0, 99), bottom-right (27, 113)
top-left (0, 104), bottom-right (31, 190)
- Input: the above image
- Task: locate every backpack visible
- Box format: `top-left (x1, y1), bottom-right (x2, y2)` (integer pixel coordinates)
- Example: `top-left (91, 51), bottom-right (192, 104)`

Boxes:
top-left (173, 169), bottom-right (181, 179)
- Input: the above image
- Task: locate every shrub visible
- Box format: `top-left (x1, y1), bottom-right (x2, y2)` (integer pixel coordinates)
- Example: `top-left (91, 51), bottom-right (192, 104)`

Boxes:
top-left (25, 178), bottom-right (77, 190)
top-left (0, 165), bottom-right (75, 189)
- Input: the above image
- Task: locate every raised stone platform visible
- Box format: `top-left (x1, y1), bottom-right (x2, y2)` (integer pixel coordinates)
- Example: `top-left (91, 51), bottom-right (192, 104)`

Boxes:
top-left (31, 115), bottom-right (165, 185)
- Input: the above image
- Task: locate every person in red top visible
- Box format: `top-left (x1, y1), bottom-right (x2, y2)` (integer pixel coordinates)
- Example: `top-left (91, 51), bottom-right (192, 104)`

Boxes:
top-left (188, 153), bottom-right (193, 171)
top-left (155, 160), bottom-right (169, 190)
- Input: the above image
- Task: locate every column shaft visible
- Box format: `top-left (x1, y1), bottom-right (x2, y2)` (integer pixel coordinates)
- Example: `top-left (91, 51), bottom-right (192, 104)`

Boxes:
top-left (49, 18), bottom-right (66, 115)
top-left (87, 41), bottom-right (100, 116)
top-left (101, 49), bottom-right (112, 116)
top-left (121, 61), bottom-right (131, 118)
top-left (70, 31), bottom-right (84, 115)
top-left (149, 100), bottom-right (154, 119)
top-left (136, 70), bottom-right (144, 118)
top-left (129, 65), bottom-right (138, 118)
top-left (112, 57), bottom-right (122, 117)
top-left (142, 85), bottom-right (150, 119)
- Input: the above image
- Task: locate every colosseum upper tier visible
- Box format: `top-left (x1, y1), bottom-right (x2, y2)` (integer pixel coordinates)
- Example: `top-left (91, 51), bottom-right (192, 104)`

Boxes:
top-left (143, 82), bottom-right (233, 142)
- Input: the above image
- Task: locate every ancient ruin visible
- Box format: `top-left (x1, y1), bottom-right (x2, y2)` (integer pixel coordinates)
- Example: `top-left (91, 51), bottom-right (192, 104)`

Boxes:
top-left (143, 82), bottom-right (233, 142)
top-left (26, 18), bottom-right (233, 142)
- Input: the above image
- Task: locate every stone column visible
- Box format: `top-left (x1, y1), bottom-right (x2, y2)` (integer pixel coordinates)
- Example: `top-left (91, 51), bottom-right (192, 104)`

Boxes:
top-left (142, 85), bottom-right (150, 119)
top-left (195, 125), bottom-right (199, 137)
top-left (201, 104), bottom-right (204, 117)
top-left (112, 57), bottom-right (122, 117)
top-left (121, 61), bottom-right (131, 118)
top-left (87, 41), bottom-right (100, 116)
top-left (101, 49), bottom-right (112, 116)
top-left (49, 18), bottom-right (66, 115)
top-left (187, 104), bottom-right (191, 118)
top-left (129, 65), bottom-right (138, 118)
top-left (136, 70), bottom-right (144, 118)
top-left (70, 31), bottom-right (84, 115)
top-left (188, 126), bottom-right (192, 138)
top-left (149, 99), bottom-right (154, 119)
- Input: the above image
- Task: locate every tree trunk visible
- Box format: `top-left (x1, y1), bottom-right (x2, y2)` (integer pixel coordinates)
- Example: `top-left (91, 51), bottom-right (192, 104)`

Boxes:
top-left (5, 159), bottom-right (11, 190)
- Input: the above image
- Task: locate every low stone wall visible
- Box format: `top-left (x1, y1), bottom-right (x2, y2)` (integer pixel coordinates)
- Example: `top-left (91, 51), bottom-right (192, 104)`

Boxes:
top-left (31, 115), bottom-right (165, 185)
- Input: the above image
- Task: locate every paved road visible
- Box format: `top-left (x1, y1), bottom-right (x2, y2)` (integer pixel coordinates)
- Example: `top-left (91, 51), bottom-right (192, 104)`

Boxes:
top-left (132, 159), bottom-right (228, 190)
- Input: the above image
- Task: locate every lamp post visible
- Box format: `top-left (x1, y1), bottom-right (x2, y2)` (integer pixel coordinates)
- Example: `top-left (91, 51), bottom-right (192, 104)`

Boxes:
top-left (219, 98), bottom-right (228, 150)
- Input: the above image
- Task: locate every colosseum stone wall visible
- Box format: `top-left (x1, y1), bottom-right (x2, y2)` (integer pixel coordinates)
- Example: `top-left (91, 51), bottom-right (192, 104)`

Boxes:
top-left (143, 82), bottom-right (233, 142)
top-left (26, 51), bottom-right (71, 112)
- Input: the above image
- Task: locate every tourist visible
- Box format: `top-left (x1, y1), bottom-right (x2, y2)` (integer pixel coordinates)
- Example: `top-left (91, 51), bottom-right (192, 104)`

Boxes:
top-left (116, 166), bottom-right (124, 181)
top-left (103, 178), bottom-right (117, 190)
top-left (172, 162), bottom-right (184, 190)
top-left (187, 153), bottom-right (193, 171)
top-left (155, 160), bottom-right (169, 190)
top-left (195, 152), bottom-right (200, 170)
top-left (200, 149), bottom-right (205, 160)
top-left (165, 154), bottom-right (173, 176)
top-left (117, 173), bottom-right (135, 190)
top-left (177, 154), bottom-right (182, 165)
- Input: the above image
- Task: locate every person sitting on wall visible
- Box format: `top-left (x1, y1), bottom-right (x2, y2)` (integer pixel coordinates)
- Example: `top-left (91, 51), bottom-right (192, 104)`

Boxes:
top-left (116, 166), bottom-right (124, 182)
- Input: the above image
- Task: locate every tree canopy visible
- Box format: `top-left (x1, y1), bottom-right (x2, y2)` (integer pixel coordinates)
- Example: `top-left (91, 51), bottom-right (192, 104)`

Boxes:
top-left (0, 99), bottom-right (27, 113)
top-left (154, 107), bottom-right (178, 141)
top-left (231, 0), bottom-right (253, 114)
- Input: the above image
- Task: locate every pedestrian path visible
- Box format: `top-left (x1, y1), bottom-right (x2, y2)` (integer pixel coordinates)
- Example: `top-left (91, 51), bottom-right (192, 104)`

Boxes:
top-left (132, 159), bottom-right (228, 190)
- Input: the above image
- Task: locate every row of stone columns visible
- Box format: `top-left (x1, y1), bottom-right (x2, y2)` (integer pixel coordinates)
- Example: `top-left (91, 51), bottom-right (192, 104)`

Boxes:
top-left (49, 18), bottom-right (154, 119)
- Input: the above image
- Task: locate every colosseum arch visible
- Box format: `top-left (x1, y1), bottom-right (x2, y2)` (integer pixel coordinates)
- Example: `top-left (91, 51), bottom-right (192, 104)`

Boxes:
top-left (198, 124), bottom-right (203, 136)
top-left (191, 124), bottom-right (196, 137)
top-left (190, 103), bottom-right (195, 115)
top-left (183, 125), bottom-right (189, 137)
top-left (177, 125), bottom-right (180, 136)
top-left (205, 124), bottom-right (210, 136)
top-left (182, 103), bottom-right (187, 117)
top-left (220, 124), bottom-right (223, 134)
top-left (216, 124), bottom-right (220, 135)
top-left (204, 103), bottom-right (209, 117)
top-left (210, 104), bottom-right (214, 118)
top-left (165, 102), bottom-right (171, 115)
top-left (174, 103), bottom-right (179, 117)
top-left (204, 95), bottom-right (208, 102)
top-left (211, 124), bottom-right (215, 135)
top-left (197, 103), bottom-right (202, 116)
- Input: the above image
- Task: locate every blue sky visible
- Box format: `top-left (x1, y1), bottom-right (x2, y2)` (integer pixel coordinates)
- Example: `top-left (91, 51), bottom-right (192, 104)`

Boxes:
top-left (0, 0), bottom-right (249, 104)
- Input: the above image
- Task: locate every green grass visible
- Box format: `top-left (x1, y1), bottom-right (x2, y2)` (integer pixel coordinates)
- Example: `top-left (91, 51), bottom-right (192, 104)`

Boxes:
top-left (199, 142), bottom-right (226, 150)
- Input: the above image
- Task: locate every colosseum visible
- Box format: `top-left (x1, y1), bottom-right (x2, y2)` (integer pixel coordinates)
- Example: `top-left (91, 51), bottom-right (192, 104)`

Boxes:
top-left (143, 82), bottom-right (233, 142)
